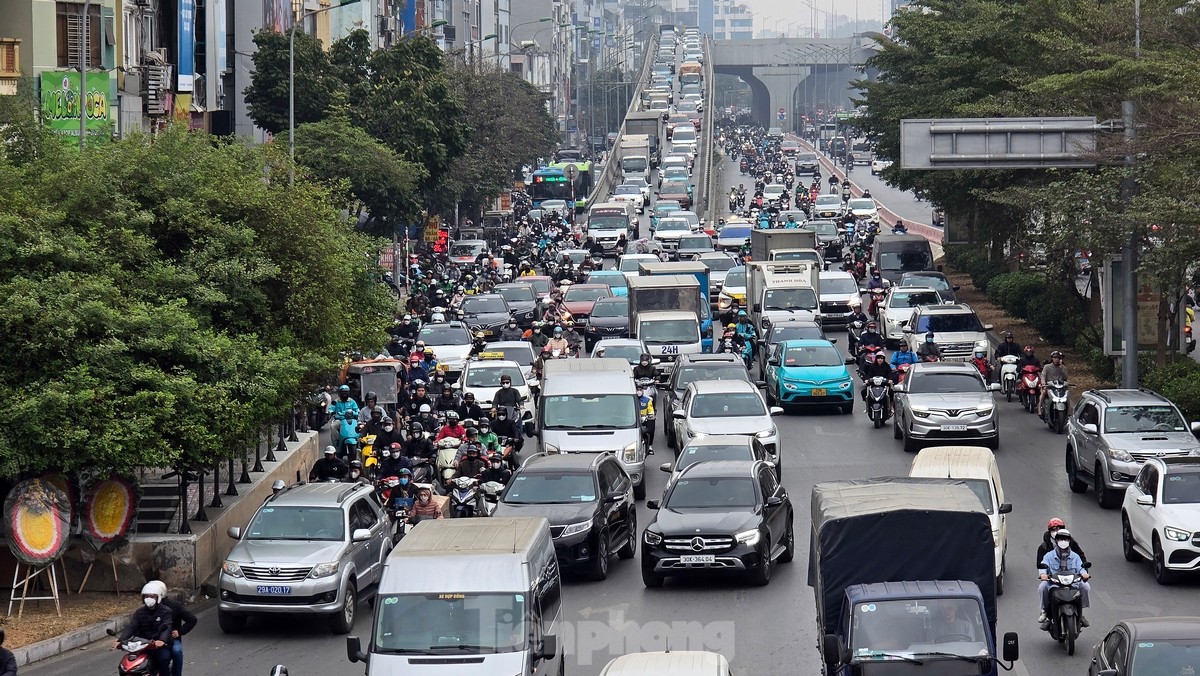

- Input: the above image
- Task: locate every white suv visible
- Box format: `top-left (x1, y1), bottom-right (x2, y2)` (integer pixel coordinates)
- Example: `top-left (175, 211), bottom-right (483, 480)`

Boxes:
top-left (1122, 457), bottom-right (1200, 584)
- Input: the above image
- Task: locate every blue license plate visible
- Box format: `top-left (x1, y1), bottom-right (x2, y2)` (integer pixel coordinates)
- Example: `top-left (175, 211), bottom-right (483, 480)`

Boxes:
top-left (256, 585), bottom-right (291, 595)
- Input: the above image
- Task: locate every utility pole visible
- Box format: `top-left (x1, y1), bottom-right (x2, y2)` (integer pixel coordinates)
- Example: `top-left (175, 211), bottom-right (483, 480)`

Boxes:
top-left (1120, 0), bottom-right (1141, 388)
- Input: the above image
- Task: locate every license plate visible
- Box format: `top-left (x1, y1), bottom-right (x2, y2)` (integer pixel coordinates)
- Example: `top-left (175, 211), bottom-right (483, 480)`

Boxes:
top-left (256, 586), bottom-right (291, 594)
top-left (680, 555), bottom-right (715, 564)
top-left (811, 388), bottom-right (827, 396)
top-left (482, 330), bottom-right (493, 336)
top-left (941, 425), bottom-right (968, 431)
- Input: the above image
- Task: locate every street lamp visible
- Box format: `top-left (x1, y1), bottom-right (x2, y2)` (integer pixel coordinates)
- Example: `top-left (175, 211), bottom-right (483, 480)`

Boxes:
top-left (290, 0), bottom-right (363, 185)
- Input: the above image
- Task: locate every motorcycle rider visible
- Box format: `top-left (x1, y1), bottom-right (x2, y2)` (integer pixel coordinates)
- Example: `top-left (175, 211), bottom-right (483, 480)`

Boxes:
top-left (633, 353), bottom-right (657, 382)
top-left (562, 322), bottom-right (585, 354)
top-left (971, 350), bottom-right (993, 382)
top-left (456, 444), bottom-right (487, 479)
top-left (846, 300), bottom-right (870, 354)
top-left (414, 404), bottom-right (439, 435)
top-left (889, 341), bottom-right (919, 371)
top-left (457, 392), bottom-right (486, 423)
top-left (435, 384), bottom-right (460, 413)
top-left (327, 384), bottom-right (359, 449)
top-left (402, 422), bottom-right (436, 461)
top-left (916, 332), bottom-right (942, 360)
top-left (1036, 517), bottom-right (1089, 566)
top-left (1037, 528), bottom-right (1090, 628)
top-left (734, 310), bottom-right (757, 345)
top-left (143, 580), bottom-right (196, 676)
top-left (1038, 351), bottom-right (1069, 417)
top-left (1018, 345), bottom-right (1042, 371)
top-left (866, 270), bottom-right (887, 294)
top-left (994, 331), bottom-right (1022, 361)
top-left (480, 454), bottom-right (513, 486)
top-left (783, 213), bottom-right (801, 228)
top-left (310, 447), bottom-right (348, 482)
top-left (637, 383), bottom-right (656, 446)
top-left (345, 459), bottom-right (370, 485)
top-left (526, 321), bottom-right (550, 350)
top-left (475, 419), bottom-right (500, 453)
top-left (114, 584), bottom-right (174, 676)
top-left (405, 382), bottom-right (434, 418)
top-left (856, 321), bottom-right (886, 366)
top-left (373, 417), bottom-right (404, 452)
top-left (361, 406), bottom-right (391, 438)
top-left (546, 326), bottom-right (571, 355)
top-left (861, 352), bottom-right (893, 419)
top-left (409, 486), bottom-right (443, 522)
top-left (498, 319), bottom-right (524, 341)
top-left (492, 375), bottom-right (523, 415)
top-left (435, 410), bottom-right (467, 442)
top-left (357, 391), bottom-right (389, 423)
top-left (377, 444), bottom-right (411, 479)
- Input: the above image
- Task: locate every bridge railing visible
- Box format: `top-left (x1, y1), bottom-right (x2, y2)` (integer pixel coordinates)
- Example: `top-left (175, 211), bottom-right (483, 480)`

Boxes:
top-left (583, 35), bottom-right (658, 211)
top-left (696, 36), bottom-right (717, 224)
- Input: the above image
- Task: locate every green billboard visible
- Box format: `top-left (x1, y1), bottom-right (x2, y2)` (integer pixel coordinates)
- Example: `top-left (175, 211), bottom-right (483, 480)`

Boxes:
top-left (41, 71), bottom-right (111, 136)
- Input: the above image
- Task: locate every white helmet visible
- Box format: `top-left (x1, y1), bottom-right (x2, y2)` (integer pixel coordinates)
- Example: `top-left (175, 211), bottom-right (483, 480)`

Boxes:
top-left (141, 581), bottom-right (163, 599)
top-left (145, 580), bottom-right (168, 598)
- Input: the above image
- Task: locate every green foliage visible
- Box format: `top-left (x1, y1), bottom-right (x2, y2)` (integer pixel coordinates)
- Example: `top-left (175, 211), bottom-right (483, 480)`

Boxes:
top-left (0, 125), bottom-right (393, 477)
top-left (946, 246), bottom-right (1005, 293)
top-left (987, 272), bottom-right (1044, 317)
top-left (244, 30), bottom-right (342, 135)
top-left (1142, 359), bottom-right (1200, 421)
top-left (1022, 284), bottom-right (1078, 345)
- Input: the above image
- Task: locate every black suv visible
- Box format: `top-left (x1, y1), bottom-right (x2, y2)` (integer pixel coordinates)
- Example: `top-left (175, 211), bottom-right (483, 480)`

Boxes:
top-left (492, 453), bottom-right (636, 581)
top-left (641, 460), bottom-right (794, 587)
top-left (663, 353), bottom-right (754, 450)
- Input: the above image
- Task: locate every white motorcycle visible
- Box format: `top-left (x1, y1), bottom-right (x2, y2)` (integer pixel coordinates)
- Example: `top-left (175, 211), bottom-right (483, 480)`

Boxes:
top-left (435, 438), bottom-right (461, 487)
top-left (998, 355), bottom-right (1020, 402)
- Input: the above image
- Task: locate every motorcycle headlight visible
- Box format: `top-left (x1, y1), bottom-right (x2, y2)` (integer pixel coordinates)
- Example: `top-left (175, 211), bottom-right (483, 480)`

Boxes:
top-left (222, 561), bottom-right (244, 578)
top-left (1164, 526), bottom-right (1191, 541)
top-left (644, 530), bottom-right (663, 545)
top-left (623, 442), bottom-right (638, 462)
top-left (735, 528), bottom-right (761, 546)
top-left (1108, 448), bottom-right (1134, 463)
top-left (309, 562), bottom-right (339, 579)
top-left (975, 404), bottom-right (994, 416)
top-left (544, 443), bottom-right (561, 455)
top-left (560, 520), bottom-right (592, 538)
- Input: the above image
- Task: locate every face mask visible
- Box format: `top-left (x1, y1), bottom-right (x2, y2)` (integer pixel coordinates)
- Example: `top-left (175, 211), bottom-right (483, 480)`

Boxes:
top-left (640, 360), bottom-right (649, 366)
top-left (339, 394), bottom-right (349, 400)
top-left (144, 597), bottom-right (157, 608)
top-left (420, 494), bottom-right (430, 502)
top-left (384, 425), bottom-right (393, 432)
top-left (351, 471), bottom-right (360, 479)
top-left (1057, 540), bottom-right (1070, 550)
top-left (502, 383), bottom-right (511, 389)
top-left (399, 478), bottom-right (409, 486)
top-left (491, 463), bottom-right (502, 469)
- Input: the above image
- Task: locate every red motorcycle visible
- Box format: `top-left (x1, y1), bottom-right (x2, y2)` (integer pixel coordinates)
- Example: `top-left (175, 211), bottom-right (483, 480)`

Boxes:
top-left (894, 362), bottom-right (913, 385)
top-left (1018, 365), bottom-right (1042, 413)
top-left (107, 629), bottom-right (156, 675)
top-left (857, 344), bottom-right (886, 376)
top-left (868, 290), bottom-right (886, 318)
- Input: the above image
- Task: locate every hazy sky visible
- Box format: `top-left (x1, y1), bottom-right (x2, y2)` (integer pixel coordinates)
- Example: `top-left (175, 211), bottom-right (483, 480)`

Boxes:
top-left (739, 0), bottom-right (888, 37)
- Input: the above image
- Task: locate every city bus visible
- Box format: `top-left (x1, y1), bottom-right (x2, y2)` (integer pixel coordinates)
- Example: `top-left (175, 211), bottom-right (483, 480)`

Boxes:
top-left (529, 161), bottom-right (594, 212)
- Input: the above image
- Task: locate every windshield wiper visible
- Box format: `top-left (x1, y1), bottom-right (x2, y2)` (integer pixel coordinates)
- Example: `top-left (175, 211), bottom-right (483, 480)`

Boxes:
top-left (428, 644), bottom-right (493, 652)
top-left (375, 648), bottom-right (432, 655)
top-left (858, 652), bottom-right (925, 665)
top-left (911, 651), bottom-right (986, 663)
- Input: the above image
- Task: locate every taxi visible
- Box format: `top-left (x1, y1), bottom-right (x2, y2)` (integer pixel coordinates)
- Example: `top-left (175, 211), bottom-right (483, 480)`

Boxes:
top-left (456, 355), bottom-right (531, 408)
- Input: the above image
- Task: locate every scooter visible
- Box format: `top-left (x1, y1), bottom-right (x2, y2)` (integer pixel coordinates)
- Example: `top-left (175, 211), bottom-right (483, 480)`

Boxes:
top-left (865, 376), bottom-right (890, 429)
top-left (998, 355), bottom-right (1020, 402)
top-left (449, 476), bottom-right (480, 518)
top-left (1045, 381), bottom-right (1070, 434)
top-left (1041, 563), bottom-right (1092, 655)
top-left (479, 480), bottom-right (506, 517)
top-left (1018, 365), bottom-right (1042, 413)
top-left (435, 438), bottom-right (461, 487)
top-left (106, 628), bottom-right (154, 675)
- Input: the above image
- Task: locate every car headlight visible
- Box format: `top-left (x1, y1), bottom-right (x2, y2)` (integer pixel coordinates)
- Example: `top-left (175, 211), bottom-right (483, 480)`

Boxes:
top-left (1109, 448), bottom-right (1134, 463)
top-left (544, 443), bottom-right (561, 455)
top-left (735, 528), bottom-right (761, 546)
top-left (222, 561), bottom-right (244, 578)
top-left (309, 562), bottom-right (339, 579)
top-left (1163, 526), bottom-right (1192, 541)
top-left (755, 429), bottom-right (774, 439)
top-left (975, 339), bottom-right (990, 350)
top-left (560, 520), bottom-right (592, 538)
top-left (688, 430), bottom-right (707, 441)
top-left (975, 404), bottom-right (994, 416)
top-left (644, 530), bottom-right (663, 545)
top-left (839, 380), bottom-right (852, 389)
top-left (784, 382), bottom-right (798, 391)
top-left (910, 406), bottom-right (931, 418)
top-left (623, 442), bottom-right (639, 462)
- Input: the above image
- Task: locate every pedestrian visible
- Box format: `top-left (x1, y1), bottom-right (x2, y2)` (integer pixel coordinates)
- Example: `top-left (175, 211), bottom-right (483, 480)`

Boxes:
top-left (0, 628), bottom-right (16, 676)
top-left (145, 581), bottom-right (197, 676)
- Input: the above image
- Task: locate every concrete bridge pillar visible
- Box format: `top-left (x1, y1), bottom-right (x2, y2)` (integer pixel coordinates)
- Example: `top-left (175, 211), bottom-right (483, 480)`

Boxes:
top-left (751, 65), bottom-right (810, 133)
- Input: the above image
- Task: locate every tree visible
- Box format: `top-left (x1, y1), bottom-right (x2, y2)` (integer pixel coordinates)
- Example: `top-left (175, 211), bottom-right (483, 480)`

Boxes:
top-left (243, 30), bottom-right (342, 135)
top-left (0, 125), bottom-right (393, 478)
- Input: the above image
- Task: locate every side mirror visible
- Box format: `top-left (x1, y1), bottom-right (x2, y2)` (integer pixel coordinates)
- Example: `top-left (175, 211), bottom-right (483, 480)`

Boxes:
top-left (646, 500), bottom-right (660, 510)
top-left (766, 495), bottom-right (783, 507)
top-left (1082, 423), bottom-right (1099, 435)
top-left (845, 357), bottom-right (857, 365)
top-left (822, 634), bottom-right (843, 668)
top-left (983, 324), bottom-right (994, 331)
top-left (652, 358), bottom-right (661, 366)
top-left (1136, 494), bottom-right (1155, 506)
top-left (673, 409), bottom-right (686, 419)
top-left (1190, 421), bottom-right (1200, 434)
top-left (755, 380), bottom-right (767, 388)
top-left (346, 636), bottom-right (367, 664)
top-left (769, 406), bottom-right (784, 416)
top-left (451, 382), bottom-right (461, 389)
top-left (952, 285), bottom-right (961, 291)
top-left (1001, 632), bottom-right (1019, 662)
top-left (999, 502), bottom-right (1013, 514)
top-left (988, 383), bottom-right (1001, 392)
top-left (660, 463), bottom-right (673, 473)
top-left (270, 666), bottom-right (290, 676)
top-left (605, 490), bottom-right (625, 503)
top-left (829, 338), bottom-right (837, 344)
top-left (539, 634), bottom-right (558, 660)
top-left (893, 382), bottom-right (907, 393)
top-left (767, 358), bottom-right (780, 366)
top-left (352, 528), bottom-right (372, 542)
top-left (753, 303), bottom-right (762, 312)
top-left (227, 526), bottom-right (242, 540)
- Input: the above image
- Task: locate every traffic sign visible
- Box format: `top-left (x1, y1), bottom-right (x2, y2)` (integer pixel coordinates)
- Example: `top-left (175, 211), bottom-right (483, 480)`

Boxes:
top-left (565, 164), bottom-right (579, 181)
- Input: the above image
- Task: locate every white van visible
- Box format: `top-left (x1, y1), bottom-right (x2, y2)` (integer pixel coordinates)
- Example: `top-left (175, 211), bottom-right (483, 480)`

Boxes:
top-left (347, 517), bottom-right (563, 676)
top-left (600, 651), bottom-right (732, 675)
top-left (909, 446), bottom-right (1012, 593)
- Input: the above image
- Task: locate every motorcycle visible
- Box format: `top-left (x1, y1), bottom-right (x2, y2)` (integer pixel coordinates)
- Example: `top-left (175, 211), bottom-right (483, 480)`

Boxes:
top-left (868, 290), bottom-right (886, 319)
top-left (865, 376), bottom-right (890, 429)
top-left (106, 628), bottom-right (155, 675)
top-left (847, 320), bottom-right (865, 355)
top-left (410, 457), bottom-right (437, 487)
top-left (435, 437), bottom-right (461, 487)
top-left (998, 355), bottom-right (1020, 402)
top-left (1018, 365), bottom-right (1042, 413)
top-left (359, 433), bottom-right (378, 479)
top-left (1045, 381), bottom-right (1070, 434)
top-left (739, 159), bottom-right (749, 174)
top-left (479, 480), bottom-right (506, 517)
top-left (894, 362), bottom-right (913, 385)
top-left (1041, 563), bottom-right (1092, 655)
top-left (857, 344), bottom-right (886, 376)
top-left (449, 476), bottom-right (481, 518)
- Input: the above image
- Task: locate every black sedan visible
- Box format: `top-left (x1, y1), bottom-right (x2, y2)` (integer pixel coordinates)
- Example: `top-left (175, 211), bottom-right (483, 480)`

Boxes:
top-left (642, 460), bottom-right (793, 587)
top-left (494, 282), bottom-right (539, 327)
top-left (583, 297), bottom-right (630, 350)
top-left (1089, 616), bottom-right (1200, 675)
top-left (459, 294), bottom-right (512, 339)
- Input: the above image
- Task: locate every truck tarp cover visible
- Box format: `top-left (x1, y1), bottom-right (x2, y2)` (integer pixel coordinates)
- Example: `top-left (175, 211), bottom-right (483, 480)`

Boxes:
top-left (808, 478), bottom-right (996, 637)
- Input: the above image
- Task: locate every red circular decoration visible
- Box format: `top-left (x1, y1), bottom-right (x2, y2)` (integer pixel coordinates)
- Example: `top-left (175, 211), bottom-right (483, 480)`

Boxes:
top-left (5, 478), bottom-right (71, 567)
top-left (83, 477), bottom-right (139, 552)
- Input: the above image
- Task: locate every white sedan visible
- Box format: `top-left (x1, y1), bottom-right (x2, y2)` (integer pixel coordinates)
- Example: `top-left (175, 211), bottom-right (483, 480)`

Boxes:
top-left (457, 359), bottom-right (531, 409)
top-left (871, 158), bottom-right (893, 175)
top-left (879, 286), bottom-right (944, 345)
top-left (1122, 457), bottom-right (1200, 584)
top-left (846, 197), bottom-right (879, 221)
top-left (612, 183), bottom-right (647, 213)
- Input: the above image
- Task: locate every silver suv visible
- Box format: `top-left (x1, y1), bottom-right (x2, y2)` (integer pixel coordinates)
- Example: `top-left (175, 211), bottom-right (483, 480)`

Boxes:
top-left (893, 362), bottom-right (1001, 452)
top-left (902, 304), bottom-right (992, 361)
top-left (218, 482), bottom-right (392, 634)
top-left (1066, 389), bottom-right (1200, 508)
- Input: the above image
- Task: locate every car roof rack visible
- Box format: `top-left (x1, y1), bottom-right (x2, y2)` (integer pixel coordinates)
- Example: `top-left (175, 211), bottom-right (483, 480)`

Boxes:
top-left (336, 484), bottom-right (364, 504)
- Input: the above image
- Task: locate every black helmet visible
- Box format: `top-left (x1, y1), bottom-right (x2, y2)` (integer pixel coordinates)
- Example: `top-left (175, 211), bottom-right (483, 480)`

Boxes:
top-left (1003, 331), bottom-right (1014, 340)
top-left (410, 422), bottom-right (424, 433)
top-left (365, 391), bottom-right (378, 403)
top-left (466, 426), bottom-right (479, 437)
top-left (349, 460), bottom-right (363, 469)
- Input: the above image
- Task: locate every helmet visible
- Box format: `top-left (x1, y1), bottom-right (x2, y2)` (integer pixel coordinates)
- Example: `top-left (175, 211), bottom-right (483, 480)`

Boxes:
top-left (1051, 350), bottom-right (1064, 358)
top-left (737, 310), bottom-right (748, 318)
top-left (410, 422), bottom-right (424, 433)
top-left (337, 385), bottom-right (350, 393)
top-left (726, 323), bottom-right (736, 329)
top-left (1003, 331), bottom-right (1014, 340)
top-left (874, 352), bottom-right (886, 361)
top-left (410, 354), bottom-right (422, 363)
top-left (849, 298), bottom-right (862, 307)
top-left (424, 348), bottom-right (435, 356)
top-left (398, 468), bottom-right (412, 476)
top-left (925, 332), bottom-right (935, 342)
top-left (1047, 517), bottom-right (1066, 530)
top-left (479, 419), bottom-right (490, 429)
top-left (866, 321), bottom-right (877, 329)
top-left (465, 426), bottom-right (479, 437)
top-left (1054, 528), bottom-right (1072, 541)
top-left (324, 446), bottom-right (336, 455)
top-left (419, 404), bottom-right (432, 414)
top-left (554, 326), bottom-right (564, 334)
top-left (349, 460), bottom-right (363, 470)
top-left (365, 391), bottom-right (378, 402)
top-left (1023, 345), bottom-right (1035, 355)
top-left (272, 479), bottom-right (286, 491)
top-left (344, 409), bottom-right (357, 420)
top-left (467, 444), bottom-right (480, 454)
top-left (141, 582), bottom-right (161, 599)
top-left (446, 410), bottom-right (460, 421)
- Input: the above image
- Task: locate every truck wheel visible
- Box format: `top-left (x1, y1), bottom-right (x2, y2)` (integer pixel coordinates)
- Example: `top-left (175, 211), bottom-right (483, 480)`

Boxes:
top-left (217, 608), bottom-right (246, 634)
top-left (329, 582), bottom-right (357, 634)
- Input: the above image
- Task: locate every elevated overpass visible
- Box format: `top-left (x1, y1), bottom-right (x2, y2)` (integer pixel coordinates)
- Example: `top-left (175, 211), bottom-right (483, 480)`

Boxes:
top-left (710, 35), bottom-right (880, 129)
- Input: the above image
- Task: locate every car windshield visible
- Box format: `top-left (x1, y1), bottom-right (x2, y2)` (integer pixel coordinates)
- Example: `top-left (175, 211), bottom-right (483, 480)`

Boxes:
top-left (664, 168), bottom-right (689, 180)
top-left (677, 444), bottom-right (754, 471)
top-left (904, 276), bottom-right (953, 295)
top-left (690, 392), bottom-right (766, 418)
top-left (615, 185), bottom-right (640, 195)
top-left (907, 373), bottom-right (986, 394)
top-left (563, 251), bottom-right (588, 264)
top-left (465, 366), bottom-right (524, 388)
top-left (798, 153), bottom-right (818, 162)
top-left (767, 325), bottom-right (824, 343)
top-left (504, 472), bottom-right (596, 503)
top-left (420, 325), bottom-right (471, 345)
top-left (657, 220), bottom-right (691, 232)
top-left (496, 286), bottom-right (534, 303)
top-left (565, 287), bottom-right (609, 302)
top-left (596, 345), bottom-right (642, 364)
top-left (763, 288), bottom-right (818, 311)
top-left (245, 506), bottom-right (345, 541)
top-left (655, 205), bottom-right (682, 217)
top-left (915, 313), bottom-right (983, 333)
top-left (662, 180), bottom-right (690, 192)
top-left (880, 250), bottom-right (933, 272)
top-left (805, 223), bottom-right (839, 237)
top-left (542, 394), bottom-right (637, 429)
top-left (674, 365), bottom-right (749, 393)
top-left (679, 237), bottom-right (712, 250)
top-left (462, 297), bottom-right (507, 314)
top-left (589, 216), bottom-right (627, 231)
top-left (890, 291), bottom-right (943, 308)
top-left (782, 345), bottom-right (844, 367)
top-left (1162, 472), bottom-right (1200, 504)
top-left (488, 346), bottom-right (534, 366)
top-left (373, 593), bottom-right (525, 654)
top-left (822, 277), bottom-right (860, 295)
top-left (621, 157), bottom-right (647, 171)
top-left (1129, 638), bottom-right (1200, 672)
top-left (849, 598), bottom-right (988, 658)
top-left (765, 184), bottom-right (786, 194)
top-left (525, 278), bottom-right (551, 295)
top-left (450, 243), bottom-right (483, 257)
top-left (1104, 405), bottom-right (1188, 433)
top-left (640, 319), bottom-right (700, 344)
top-left (773, 251), bottom-right (821, 263)
top-left (963, 479), bottom-right (995, 514)
top-left (667, 477), bottom-right (758, 509)
top-left (591, 300), bottom-right (629, 320)
top-left (724, 268), bottom-right (746, 286)
top-left (701, 257), bottom-right (738, 272)
top-left (815, 196), bottom-right (842, 207)
top-left (620, 256), bottom-right (655, 272)
top-left (719, 226), bottom-right (752, 240)
top-left (848, 199), bottom-right (877, 211)
top-left (588, 273), bottom-right (627, 289)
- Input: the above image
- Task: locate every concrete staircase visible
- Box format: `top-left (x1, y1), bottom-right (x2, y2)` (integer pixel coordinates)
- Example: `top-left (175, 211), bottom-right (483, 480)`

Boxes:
top-left (134, 481), bottom-right (179, 534)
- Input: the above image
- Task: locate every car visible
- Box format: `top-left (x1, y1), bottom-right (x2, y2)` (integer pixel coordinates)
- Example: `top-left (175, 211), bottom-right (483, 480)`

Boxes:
top-left (618, 253), bottom-right (660, 279)
top-left (899, 270), bottom-right (961, 303)
top-left (811, 194), bottom-right (844, 219)
top-left (717, 266), bottom-right (747, 317)
top-left (660, 155), bottom-right (690, 175)
top-left (650, 200), bottom-right (684, 227)
top-left (448, 239), bottom-right (488, 265)
top-left (714, 223), bottom-right (752, 253)
top-left (846, 197), bottom-right (879, 221)
top-left (1121, 457), bottom-right (1200, 583)
top-left (880, 286), bottom-right (946, 346)
top-left (660, 435), bottom-right (779, 492)
top-left (218, 482), bottom-right (392, 634)
top-left (674, 210), bottom-right (702, 230)
top-left (641, 460), bottom-right (794, 587)
top-left (493, 283), bottom-right (538, 327)
top-left (677, 233), bottom-right (716, 259)
top-left (652, 217), bottom-right (695, 253)
top-left (755, 319), bottom-right (827, 375)
top-left (803, 220), bottom-right (843, 255)
top-left (416, 322), bottom-right (473, 379)
top-left (562, 283), bottom-right (612, 320)
top-left (583, 297), bottom-right (630, 349)
top-left (767, 127), bottom-right (784, 139)
top-left (663, 354), bottom-right (755, 449)
top-left (560, 249), bottom-right (591, 267)
top-left (482, 340), bottom-right (537, 370)
top-left (591, 338), bottom-right (649, 365)
top-left (586, 269), bottom-right (629, 298)
top-left (658, 179), bottom-right (693, 209)
top-left (871, 157), bottom-right (893, 175)
top-left (492, 453), bottom-right (636, 580)
top-left (671, 380), bottom-right (783, 456)
top-left (623, 175), bottom-right (653, 205)
top-left (1088, 616), bottom-right (1200, 675)
top-left (1067, 389), bottom-right (1200, 509)
top-left (459, 294), bottom-right (513, 339)
top-left (762, 339), bottom-right (855, 413)
top-left (659, 166), bottom-right (690, 187)
top-left (817, 271), bottom-right (862, 328)
top-left (612, 183), bottom-right (647, 213)
top-left (795, 152), bottom-right (820, 174)
top-left (892, 362), bottom-right (1001, 452)
top-left (459, 358), bottom-right (531, 408)
top-left (903, 304), bottom-right (992, 360)
top-left (762, 184), bottom-right (787, 205)
top-left (780, 140), bottom-right (801, 157)
top-left (540, 199), bottom-right (570, 217)
top-left (695, 253), bottom-right (740, 303)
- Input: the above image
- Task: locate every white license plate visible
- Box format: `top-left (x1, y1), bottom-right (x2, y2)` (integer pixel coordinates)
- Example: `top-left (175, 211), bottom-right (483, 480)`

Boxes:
top-left (680, 555), bottom-right (715, 564)
top-left (941, 425), bottom-right (969, 432)
top-left (256, 585), bottom-right (291, 594)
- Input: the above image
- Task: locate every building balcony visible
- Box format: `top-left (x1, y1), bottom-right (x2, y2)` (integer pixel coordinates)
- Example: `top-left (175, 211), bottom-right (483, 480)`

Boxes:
top-left (0, 38), bottom-right (20, 96)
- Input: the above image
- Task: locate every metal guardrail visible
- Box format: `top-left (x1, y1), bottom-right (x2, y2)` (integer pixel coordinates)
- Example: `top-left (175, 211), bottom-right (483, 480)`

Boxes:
top-left (696, 36), bottom-right (717, 224)
top-left (585, 36), bottom-right (659, 210)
